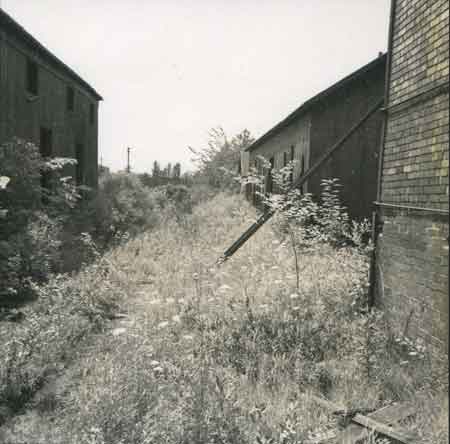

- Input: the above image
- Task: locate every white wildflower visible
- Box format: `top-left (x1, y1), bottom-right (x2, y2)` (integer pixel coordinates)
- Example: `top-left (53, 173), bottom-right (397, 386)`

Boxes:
top-left (218, 284), bottom-right (231, 293)
top-left (111, 327), bottom-right (126, 336)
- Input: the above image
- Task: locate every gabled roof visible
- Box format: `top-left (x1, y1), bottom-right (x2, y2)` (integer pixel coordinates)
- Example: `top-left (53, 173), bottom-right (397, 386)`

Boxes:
top-left (0, 8), bottom-right (103, 101)
top-left (246, 53), bottom-right (386, 152)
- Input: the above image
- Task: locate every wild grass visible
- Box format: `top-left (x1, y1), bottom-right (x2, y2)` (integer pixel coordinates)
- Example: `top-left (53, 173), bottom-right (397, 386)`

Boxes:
top-left (0, 193), bottom-right (447, 443)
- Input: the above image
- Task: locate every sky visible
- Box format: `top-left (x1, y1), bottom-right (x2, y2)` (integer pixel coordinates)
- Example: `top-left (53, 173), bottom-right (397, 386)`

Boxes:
top-left (2, 1), bottom-right (391, 173)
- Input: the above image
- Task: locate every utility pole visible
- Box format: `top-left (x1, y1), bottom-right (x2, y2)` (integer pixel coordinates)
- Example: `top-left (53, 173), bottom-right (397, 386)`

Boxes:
top-left (126, 147), bottom-right (131, 173)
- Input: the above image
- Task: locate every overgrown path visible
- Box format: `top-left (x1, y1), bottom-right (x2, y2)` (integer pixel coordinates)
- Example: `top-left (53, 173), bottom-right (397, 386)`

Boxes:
top-left (1, 194), bottom-right (447, 443)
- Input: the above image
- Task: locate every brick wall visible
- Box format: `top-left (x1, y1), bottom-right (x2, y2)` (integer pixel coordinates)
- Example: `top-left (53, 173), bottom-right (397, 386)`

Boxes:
top-left (382, 92), bottom-right (449, 209)
top-left (389, 0), bottom-right (449, 106)
top-left (377, 0), bottom-right (449, 354)
top-left (377, 211), bottom-right (448, 351)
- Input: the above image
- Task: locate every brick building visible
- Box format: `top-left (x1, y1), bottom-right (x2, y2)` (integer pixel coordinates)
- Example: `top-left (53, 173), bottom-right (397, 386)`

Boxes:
top-left (242, 55), bottom-right (386, 221)
top-left (0, 9), bottom-right (102, 187)
top-left (375, 0), bottom-right (449, 352)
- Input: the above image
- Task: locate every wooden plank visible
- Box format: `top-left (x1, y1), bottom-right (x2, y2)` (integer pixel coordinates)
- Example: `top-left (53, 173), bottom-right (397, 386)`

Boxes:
top-left (351, 414), bottom-right (419, 444)
top-left (338, 402), bottom-right (416, 444)
top-left (308, 395), bottom-right (419, 444)
top-left (309, 394), bottom-right (346, 414)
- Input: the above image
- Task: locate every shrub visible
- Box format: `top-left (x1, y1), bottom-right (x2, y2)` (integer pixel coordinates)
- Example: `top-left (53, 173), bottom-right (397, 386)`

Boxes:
top-left (190, 127), bottom-right (254, 191)
top-left (0, 139), bottom-right (79, 306)
top-left (89, 172), bottom-right (160, 247)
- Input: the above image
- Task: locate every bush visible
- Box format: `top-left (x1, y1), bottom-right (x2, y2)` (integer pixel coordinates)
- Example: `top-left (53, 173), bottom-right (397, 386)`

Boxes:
top-left (88, 172), bottom-right (161, 247)
top-left (190, 127), bottom-right (254, 191)
top-left (0, 139), bottom-right (79, 306)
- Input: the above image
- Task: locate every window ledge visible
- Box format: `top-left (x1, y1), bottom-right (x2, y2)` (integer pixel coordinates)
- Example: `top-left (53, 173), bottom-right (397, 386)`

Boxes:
top-left (25, 92), bottom-right (39, 102)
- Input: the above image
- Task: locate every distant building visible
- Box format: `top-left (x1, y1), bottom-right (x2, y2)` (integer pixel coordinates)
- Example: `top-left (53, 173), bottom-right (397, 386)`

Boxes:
top-left (375, 0), bottom-right (449, 353)
top-left (242, 54), bottom-right (386, 221)
top-left (0, 9), bottom-right (102, 187)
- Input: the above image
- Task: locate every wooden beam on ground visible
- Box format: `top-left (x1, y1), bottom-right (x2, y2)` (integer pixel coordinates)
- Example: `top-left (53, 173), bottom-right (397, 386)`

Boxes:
top-left (351, 414), bottom-right (419, 444)
top-left (338, 402), bottom-right (417, 444)
top-left (308, 394), bottom-right (346, 414)
top-left (308, 395), bottom-right (419, 444)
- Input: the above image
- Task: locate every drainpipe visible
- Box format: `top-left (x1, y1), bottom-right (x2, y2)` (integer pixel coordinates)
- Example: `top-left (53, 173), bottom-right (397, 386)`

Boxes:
top-left (368, 0), bottom-right (397, 308)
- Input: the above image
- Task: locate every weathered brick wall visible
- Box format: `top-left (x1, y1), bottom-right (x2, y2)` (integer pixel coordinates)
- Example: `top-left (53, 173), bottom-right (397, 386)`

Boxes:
top-left (389, 0), bottom-right (449, 106)
top-left (377, 211), bottom-right (448, 351)
top-left (382, 92), bottom-right (449, 209)
top-left (377, 0), bottom-right (449, 353)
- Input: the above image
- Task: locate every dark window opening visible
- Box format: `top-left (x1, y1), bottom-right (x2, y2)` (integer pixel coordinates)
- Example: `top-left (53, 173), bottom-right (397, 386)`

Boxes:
top-left (283, 152), bottom-right (287, 167)
top-left (290, 145), bottom-right (295, 183)
top-left (266, 156), bottom-right (275, 194)
top-left (39, 127), bottom-right (53, 191)
top-left (39, 127), bottom-right (52, 158)
top-left (89, 104), bottom-right (95, 125)
top-left (76, 143), bottom-right (85, 185)
top-left (300, 154), bottom-right (305, 194)
top-left (67, 86), bottom-right (75, 111)
top-left (26, 59), bottom-right (39, 95)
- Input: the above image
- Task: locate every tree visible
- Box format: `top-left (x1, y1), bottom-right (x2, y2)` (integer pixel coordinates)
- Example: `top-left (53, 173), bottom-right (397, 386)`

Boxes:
top-left (173, 163), bottom-right (181, 179)
top-left (139, 172), bottom-right (152, 188)
top-left (152, 161), bottom-right (161, 178)
top-left (189, 127), bottom-right (254, 190)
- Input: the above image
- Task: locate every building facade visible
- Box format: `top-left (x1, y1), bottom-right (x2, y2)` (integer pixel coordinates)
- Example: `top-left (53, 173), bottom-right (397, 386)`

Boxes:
top-left (0, 9), bottom-right (102, 187)
top-left (243, 55), bottom-right (386, 221)
top-left (375, 0), bottom-right (449, 353)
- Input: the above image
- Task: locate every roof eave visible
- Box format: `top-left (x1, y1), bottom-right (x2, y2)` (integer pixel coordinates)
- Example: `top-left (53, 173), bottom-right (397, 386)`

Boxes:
top-left (245, 53), bottom-right (387, 153)
top-left (0, 8), bottom-right (103, 101)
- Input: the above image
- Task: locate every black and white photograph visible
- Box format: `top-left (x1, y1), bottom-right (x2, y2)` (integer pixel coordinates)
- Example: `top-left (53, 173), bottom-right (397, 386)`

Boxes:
top-left (0, 1), bottom-right (448, 443)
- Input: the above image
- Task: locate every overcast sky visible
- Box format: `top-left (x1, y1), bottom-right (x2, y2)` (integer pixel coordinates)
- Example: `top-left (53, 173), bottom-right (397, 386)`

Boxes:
top-left (2, 1), bottom-right (391, 173)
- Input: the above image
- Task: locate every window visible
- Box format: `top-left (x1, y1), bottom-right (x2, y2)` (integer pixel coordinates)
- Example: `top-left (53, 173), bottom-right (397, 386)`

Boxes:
top-left (40, 127), bottom-right (52, 191)
top-left (290, 145), bottom-right (295, 183)
top-left (283, 152), bottom-right (287, 167)
top-left (66, 86), bottom-right (75, 111)
top-left (89, 104), bottom-right (95, 125)
top-left (26, 59), bottom-right (38, 95)
top-left (76, 143), bottom-right (84, 185)
top-left (266, 157), bottom-right (275, 194)
top-left (300, 154), bottom-right (305, 194)
top-left (39, 127), bottom-right (52, 158)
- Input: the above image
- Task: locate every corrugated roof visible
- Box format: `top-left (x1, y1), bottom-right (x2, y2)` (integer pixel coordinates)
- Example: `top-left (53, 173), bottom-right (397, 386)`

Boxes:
top-left (0, 8), bottom-right (103, 101)
top-left (246, 53), bottom-right (386, 152)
